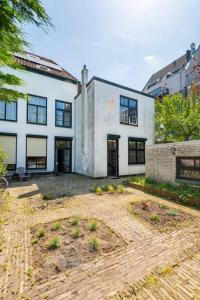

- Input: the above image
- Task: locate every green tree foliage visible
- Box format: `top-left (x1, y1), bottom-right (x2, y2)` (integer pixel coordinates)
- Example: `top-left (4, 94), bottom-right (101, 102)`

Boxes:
top-left (0, 0), bottom-right (52, 101)
top-left (0, 146), bottom-right (7, 176)
top-left (155, 94), bottom-right (200, 142)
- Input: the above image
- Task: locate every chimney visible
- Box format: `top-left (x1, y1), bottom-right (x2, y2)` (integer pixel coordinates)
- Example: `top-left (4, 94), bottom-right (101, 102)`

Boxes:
top-left (81, 65), bottom-right (88, 156)
top-left (81, 65), bottom-right (88, 86)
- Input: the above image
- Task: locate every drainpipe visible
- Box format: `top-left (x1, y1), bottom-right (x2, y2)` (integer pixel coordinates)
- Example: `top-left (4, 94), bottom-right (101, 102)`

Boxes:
top-left (81, 65), bottom-right (88, 155)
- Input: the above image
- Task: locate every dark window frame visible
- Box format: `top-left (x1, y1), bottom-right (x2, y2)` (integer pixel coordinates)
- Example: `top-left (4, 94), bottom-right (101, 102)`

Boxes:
top-left (176, 156), bottom-right (200, 181)
top-left (0, 100), bottom-right (17, 122)
top-left (27, 94), bottom-right (47, 125)
top-left (54, 137), bottom-right (72, 173)
top-left (120, 95), bottom-right (138, 126)
top-left (0, 132), bottom-right (17, 171)
top-left (26, 134), bottom-right (47, 170)
top-left (128, 138), bottom-right (146, 165)
top-left (55, 100), bottom-right (72, 128)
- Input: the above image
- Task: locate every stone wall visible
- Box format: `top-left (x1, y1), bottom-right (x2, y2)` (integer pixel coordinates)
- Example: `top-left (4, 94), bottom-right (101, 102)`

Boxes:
top-left (146, 140), bottom-right (200, 184)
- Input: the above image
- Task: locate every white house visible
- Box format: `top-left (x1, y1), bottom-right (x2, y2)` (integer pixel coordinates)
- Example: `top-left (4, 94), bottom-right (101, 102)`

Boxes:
top-left (0, 52), bottom-right (155, 178)
top-left (143, 42), bottom-right (200, 97)
top-left (0, 52), bottom-right (78, 173)
top-left (75, 66), bottom-right (155, 177)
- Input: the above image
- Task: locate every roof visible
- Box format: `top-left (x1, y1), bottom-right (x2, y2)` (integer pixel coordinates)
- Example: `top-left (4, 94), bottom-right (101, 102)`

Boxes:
top-left (143, 54), bottom-right (187, 91)
top-left (75, 76), bottom-right (155, 99)
top-left (14, 51), bottom-right (78, 84)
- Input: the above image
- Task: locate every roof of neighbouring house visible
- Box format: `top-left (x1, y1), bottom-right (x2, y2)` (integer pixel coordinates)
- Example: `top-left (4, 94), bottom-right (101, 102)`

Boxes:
top-left (143, 53), bottom-right (187, 91)
top-left (14, 51), bottom-right (78, 83)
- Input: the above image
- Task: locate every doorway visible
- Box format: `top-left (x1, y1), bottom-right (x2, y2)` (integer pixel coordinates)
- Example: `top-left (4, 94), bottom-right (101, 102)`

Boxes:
top-left (55, 138), bottom-right (72, 173)
top-left (107, 139), bottom-right (118, 177)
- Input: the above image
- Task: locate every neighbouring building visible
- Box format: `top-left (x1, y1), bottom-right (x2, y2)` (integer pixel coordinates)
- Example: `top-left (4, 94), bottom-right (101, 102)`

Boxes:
top-left (0, 52), bottom-right (155, 177)
top-left (143, 42), bottom-right (200, 97)
top-left (146, 140), bottom-right (200, 184)
top-left (75, 66), bottom-right (155, 177)
top-left (0, 52), bottom-right (78, 173)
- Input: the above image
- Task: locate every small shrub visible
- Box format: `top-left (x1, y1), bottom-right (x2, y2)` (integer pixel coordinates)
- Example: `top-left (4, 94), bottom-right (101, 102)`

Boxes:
top-left (26, 267), bottom-right (33, 278)
top-left (42, 194), bottom-right (50, 200)
top-left (48, 237), bottom-right (61, 250)
top-left (150, 215), bottom-right (160, 222)
top-left (117, 184), bottom-right (124, 193)
top-left (168, 210), bottom-right (177, 217)
top-left (31, 238), bottom-right (38, 245)
top-left (95, 186), bottom-right (103, 195)
top-left (91, 184), bottom-right (97, 193)
top-left (89, 236), bottom-right (100, 251)
top-left (101, 185), bottom-right (108, 192)
top-left (71, 227), bottom-right (81, 238)
top-left (70, 216), bottom-right (80, 226)
top-left (51, 222), bottom-right (62, 231)
top-left (89, 219), bottom-right (98, 231)
top-left (36, 227), bottom-right (45, 238)
top-left (108, 185), bottom-right (115, 194)
top-left (159, 203), bottom-right (167, 210)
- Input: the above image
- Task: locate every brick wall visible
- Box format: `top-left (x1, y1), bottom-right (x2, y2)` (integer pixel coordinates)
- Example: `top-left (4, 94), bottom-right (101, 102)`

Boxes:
top-left (146, 140), bottom-right (200, 184)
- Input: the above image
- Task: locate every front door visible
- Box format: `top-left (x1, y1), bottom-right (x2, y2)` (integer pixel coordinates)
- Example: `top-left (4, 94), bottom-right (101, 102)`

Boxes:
top-left (107, 139), bottom-right (118, 177)
top-left (55, 138), bottom-right (72, 173)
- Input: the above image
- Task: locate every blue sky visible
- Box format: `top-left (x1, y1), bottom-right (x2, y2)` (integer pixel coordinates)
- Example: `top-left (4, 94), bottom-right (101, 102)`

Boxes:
top-left (25, 0), bottom-right (200, 90)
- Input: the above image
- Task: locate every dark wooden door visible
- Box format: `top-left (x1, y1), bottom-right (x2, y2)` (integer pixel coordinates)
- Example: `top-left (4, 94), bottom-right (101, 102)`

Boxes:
top-left (107, 139), bottom-right (118, 177)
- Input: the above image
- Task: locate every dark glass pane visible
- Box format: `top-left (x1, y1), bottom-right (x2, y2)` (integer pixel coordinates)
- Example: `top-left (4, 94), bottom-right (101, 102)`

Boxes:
top-left (180, 159), bottom-right (194, 167)
top-left (129, 107), bottom-right (137, 125)
top-left (179, 169), bottom-right (200, 180)
top-left (137, 150), bottom-right (145, 163)
top-left (129, 149), bottom-right (136, 164)
top-left (28, 105), bottom-right (37, 123)
top-left (129, 141), bottom-right (136, 149)
top-left (120, 106), bottom-right (128, 123)
top-left (56, 101), bottom-right (64, 109)
top-left (29, 96), bottom-right (46, 107)
top-left (137, 142), bottom-right (145, 149)
top-left (27, 157), bottom-right (46, 169)
top-left (120, 97), bottom-right (128, 106)
top-left (195, 159), bottom-right (200, 167)
top-left (0, 101), bottom-right (5, 120)
top-left (129, 99), bottom-right (136, 108)
top-left (56, 110), bottom-right (63, 126)
top-left (6, 102), bottom-right (16, 120)
top-left (64, 111), bottom-right (71, 127)
top-left (38, 106), bottom-right (46, 124)
top-left (65, 103), bottom-right (71, 111)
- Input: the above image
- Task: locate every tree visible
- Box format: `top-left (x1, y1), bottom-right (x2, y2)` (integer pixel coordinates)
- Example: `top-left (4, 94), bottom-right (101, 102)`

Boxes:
top-left (0, 146), bottom-right (7, 176)
top-left (0, 0), bottom-right (53, 101)
top-left (155, 93), bottom-right (200, 143)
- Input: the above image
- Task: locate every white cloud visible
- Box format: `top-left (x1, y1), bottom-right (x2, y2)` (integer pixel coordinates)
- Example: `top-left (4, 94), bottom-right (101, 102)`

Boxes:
top-left (144, 55), bottom-right (159, 64)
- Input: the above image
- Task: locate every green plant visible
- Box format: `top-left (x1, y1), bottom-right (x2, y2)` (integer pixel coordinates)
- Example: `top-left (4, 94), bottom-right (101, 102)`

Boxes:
top-left (47, 237), bottom-right (61, 250)
top-left (150, 215), bottom-right (160, 222)
top-left (168, 210), bottom-right (177, 217)
top-left (89, 219), bottom-right (98, 231)
top-left (51, 222), bottom-right (62, 231)
top-left (88, 236), bottom-right (100, 251)
top-left (26, 267), bottom-right (33, 278)
top-left (31, 238), bottom-right (38, 245)
top-left (91, 184), bottom-right (97, 193)
top-left (117, 184), bottom-right (124, 193)
top-left (42, 194), bottom-right (50, 200)
top-left (159, 203), bottom-right (167, 210)
top-left (36, 227), bottom-right (45, 238)
top-left (71, 227), bottom-right (81, 238)
top-left (95, 186), bottom-right (103, 195)
top-left (70, 216), bottom-right (80, 226)
top-left (107, 185), bottom-right (115, 194)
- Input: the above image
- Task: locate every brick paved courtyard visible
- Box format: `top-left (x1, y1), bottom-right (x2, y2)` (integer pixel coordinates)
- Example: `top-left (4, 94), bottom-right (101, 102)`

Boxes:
top-left (1, 174), bottom-right (200, 300)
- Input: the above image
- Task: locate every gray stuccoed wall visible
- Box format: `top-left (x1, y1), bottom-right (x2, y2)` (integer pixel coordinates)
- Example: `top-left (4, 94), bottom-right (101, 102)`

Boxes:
top-left (146, 140), bottom-right (200, 184)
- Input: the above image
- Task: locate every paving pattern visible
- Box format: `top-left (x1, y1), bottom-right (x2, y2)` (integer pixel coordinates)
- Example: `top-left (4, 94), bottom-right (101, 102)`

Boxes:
top-left (0, 174), bottom-right (200, 300)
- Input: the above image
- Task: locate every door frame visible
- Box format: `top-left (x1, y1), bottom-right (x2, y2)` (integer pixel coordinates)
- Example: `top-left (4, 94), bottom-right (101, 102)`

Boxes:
top-left (54, 137), bottom-right (72, 173)
top-left (107, 134), bottom-right (120, 177)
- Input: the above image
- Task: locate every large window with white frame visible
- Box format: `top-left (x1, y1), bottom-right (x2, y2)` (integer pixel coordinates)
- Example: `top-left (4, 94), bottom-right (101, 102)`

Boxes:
top-left (26, 136), bottom-right (47, 170)
top-left (0, 134), bottom-right (17, 170)
top-left (120, 96), bottom-right (138, 126)
top-left (27, 95), bottom-right (47, 125)
top-left (0, 100), bottom-right (17, 122)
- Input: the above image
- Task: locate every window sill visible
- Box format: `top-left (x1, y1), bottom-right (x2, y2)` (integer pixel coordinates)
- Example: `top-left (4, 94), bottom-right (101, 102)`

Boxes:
top-left (120, 122), bottom-right (138, 127)
top-left (27, 122), bottom-right (47, 126)
top-left (0, 119), bottom-right (17, 123)
top-left (128, 163), bottom-right (145, 165)
top-left (55, 125), bottom-right (72, 129)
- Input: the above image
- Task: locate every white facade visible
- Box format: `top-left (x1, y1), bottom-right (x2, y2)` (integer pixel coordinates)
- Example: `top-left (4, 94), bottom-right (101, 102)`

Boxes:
top-left (75, 74), bottom-right (155, 177)
top-left (0, 66), bottom-right (78, 172)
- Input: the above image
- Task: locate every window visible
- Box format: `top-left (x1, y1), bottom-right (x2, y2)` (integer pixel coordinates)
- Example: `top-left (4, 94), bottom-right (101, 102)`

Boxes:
top-left (176, 157), bottom-right (200, 181)
top-left (55, 100), bottom-right (72, 128)
top-left (0, 100), bottom-right (17, 121)
top-left (27, 95), bottom-right (47, 125)
top-left (26, 136), bottom-right (47, 170)
top-left (128, 138), bottom-right (146, 164)
top-left (120, 96), bottom-right (137, 125)
top-left (0, 134), bottom-right (17, 170)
